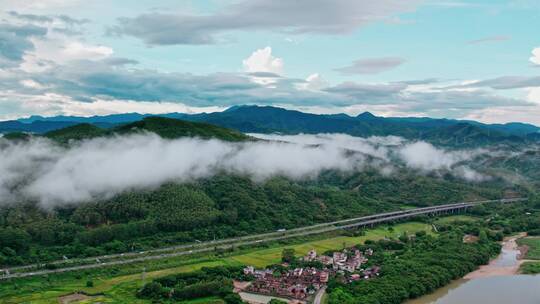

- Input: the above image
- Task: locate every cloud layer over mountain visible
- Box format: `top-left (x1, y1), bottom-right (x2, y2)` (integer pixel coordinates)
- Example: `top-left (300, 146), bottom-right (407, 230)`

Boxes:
top-left (0, 133), bottom-right (489, 207)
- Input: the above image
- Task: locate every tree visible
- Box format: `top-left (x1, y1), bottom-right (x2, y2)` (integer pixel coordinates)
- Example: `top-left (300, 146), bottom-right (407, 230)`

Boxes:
top-left (137, 282), bottom-right (165, 299)
top-left (281, 248), bottom-right (296, 263)
top-left (399, 232), bottom-right (409, 243)
top-left (224, 293), bottom-right (244, 304)
top-left (0, 228), bottom-right (31, 254)
top-left (478, 229), bottom-right (489, 244)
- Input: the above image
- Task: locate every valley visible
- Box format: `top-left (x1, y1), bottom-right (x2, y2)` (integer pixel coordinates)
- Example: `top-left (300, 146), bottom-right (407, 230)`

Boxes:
top-left (1, 116), bottom-right (539, 304)
top-left (2, 2), bottom-right (540, 303)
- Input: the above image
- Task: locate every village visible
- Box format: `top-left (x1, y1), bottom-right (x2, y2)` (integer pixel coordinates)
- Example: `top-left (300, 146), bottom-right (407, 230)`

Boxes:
top-left (236, 247), bottom-right (381, 303)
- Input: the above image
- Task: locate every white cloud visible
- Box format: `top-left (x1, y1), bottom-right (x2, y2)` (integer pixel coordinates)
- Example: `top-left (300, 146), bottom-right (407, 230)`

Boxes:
top-left (0, 0), bottom-right (82, 10)
top-left (464, 105), bottom-right (540, 125)
top-left (530, 47), bottom-right (540, 65)
top-left (22, 38), bottom-right (113, 72)
top-left (399, 141), bottom-right (471, 171)
top-left (252, 133), bottom-right (486, 181)
top-left (62, 42), bottom-right (113, 60)
top-left (19, 79), bottom-right (47, 89)
top-left (0, 133), bottom-right (490, 207)
top-left (397, 141), bottom-right (488, 181)
top-left (297, 73), bottom-right (328, 91)
top-left (335, 57), bottom-right (406, 75)
top-left (0, 134), bottom-right (361, 206)
top-left (110, 0), bottom-right (423, 45)
top-left (0, 92), bottom-right (226, 120)
top-left (61, 99), bottom-right (227, 117)
top-left (242, 47), bottom-right (284, 75)
top-left (250, 133), bottom-right (402, 160)
top-left (527, 87), bottom-right (540, 104)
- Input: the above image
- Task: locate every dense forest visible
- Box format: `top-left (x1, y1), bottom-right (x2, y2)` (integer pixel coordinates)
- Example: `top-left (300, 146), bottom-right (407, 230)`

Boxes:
top-left (327, 198), bottom-right (540, 304)
top-left (327, 230), bottom-right (501, 304)
top-left (43, 116), bottom-right (250, 143)
top-left (0, 118), bottom-right (534, 267)
top-left (132, 199), bottom-right (540, 304)
top-left (137, 265), bottom-right (246, 303)
top-left (0, 171), bottom-right (509, 266)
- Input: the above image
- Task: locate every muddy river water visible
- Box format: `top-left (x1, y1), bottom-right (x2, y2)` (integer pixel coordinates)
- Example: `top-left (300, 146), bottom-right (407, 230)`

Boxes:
top-left (406, 236), bottom-right (540, 304)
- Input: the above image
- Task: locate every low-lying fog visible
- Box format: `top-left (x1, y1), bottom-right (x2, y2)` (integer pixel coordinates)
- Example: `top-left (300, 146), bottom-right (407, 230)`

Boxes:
top-left (0, 132), bottom-right (501, 207)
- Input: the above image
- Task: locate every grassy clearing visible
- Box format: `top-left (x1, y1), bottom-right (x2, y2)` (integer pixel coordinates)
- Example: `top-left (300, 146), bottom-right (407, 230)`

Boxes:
top-left (230, 222), bottom-right (432, 268)
top-left (321, 292), bottom-right (329, 304)
top-left (0, 222), bottom-right (432, 304)
top-left (434, 215), bottom-right (477, 224)
top-left (520, 261), bottom-right (540, 274)
top-left (518, 237), bottom-right (540, 260)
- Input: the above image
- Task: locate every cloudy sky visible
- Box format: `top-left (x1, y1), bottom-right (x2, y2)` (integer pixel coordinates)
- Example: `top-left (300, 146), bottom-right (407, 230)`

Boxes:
top-left (1, 0), bottom-right (540, 124)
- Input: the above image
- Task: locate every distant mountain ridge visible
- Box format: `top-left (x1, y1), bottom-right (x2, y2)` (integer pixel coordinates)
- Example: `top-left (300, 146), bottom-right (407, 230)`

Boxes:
top-left (2, 105), bottom-right (539, 146)
top-left (42, 117), bottom-right (249, 143)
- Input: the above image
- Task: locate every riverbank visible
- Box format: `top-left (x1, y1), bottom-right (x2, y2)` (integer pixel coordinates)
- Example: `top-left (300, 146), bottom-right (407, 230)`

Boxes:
top-left (407, 232), bottom-right (540, 304)
top-left (464, 233), bottom-right (526, 279)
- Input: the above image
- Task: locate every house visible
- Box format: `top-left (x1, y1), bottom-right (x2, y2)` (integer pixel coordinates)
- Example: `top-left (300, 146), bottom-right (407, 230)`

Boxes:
top-left (247, 267), bottom-right (328, 300)
top-left (362, 266), bottom-right (381, 279)
top-left (333, 251), bottom-right (347, 264)
top-left (243, 266), bottom-right (255, 275)
top-left (317, 255), bottom-right (333, 265)
top-left (306, 249), bottom-right (317, 261)
top-left (319, 271), bottom-right (329, 283)
top-left (350, 274), bottom-right (361, 281)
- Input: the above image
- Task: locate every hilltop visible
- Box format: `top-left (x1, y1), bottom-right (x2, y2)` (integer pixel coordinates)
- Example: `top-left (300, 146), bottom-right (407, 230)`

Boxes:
top-left (2, 106), bottom-right (538, 147)
top-left (111, 116), bottom-right (249, 141)
top-left (9, 117), bottom-right (251, 143)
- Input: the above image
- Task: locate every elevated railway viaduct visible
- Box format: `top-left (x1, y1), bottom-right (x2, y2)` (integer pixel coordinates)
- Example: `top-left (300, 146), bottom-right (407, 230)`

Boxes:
top-left (0, 197), bottom-right (527, 279)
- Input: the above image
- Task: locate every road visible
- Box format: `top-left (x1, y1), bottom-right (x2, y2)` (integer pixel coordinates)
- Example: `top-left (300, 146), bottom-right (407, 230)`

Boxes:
top-left (0, 197), bottom-right (526, 280)
top-left (313, 286), bottom-right (327, 304)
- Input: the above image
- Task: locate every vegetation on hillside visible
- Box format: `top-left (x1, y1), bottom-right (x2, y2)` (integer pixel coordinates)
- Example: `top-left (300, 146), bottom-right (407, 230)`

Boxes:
top-left (0, 198), bottom-right (538, 303)
top-left (42, 116), bottom-right (250, 143)
top-left (0, 171), bottom-right (513, 267)
top-left (327, 231), bottom-right (500, 304)
top-left (0, 117), bottom-right (535, 269)
top-left (3, 106), bottom-right (539, 146)
top-left (45, 123), bottom-right (106, 142)
top-left (137, 265), bottom-right (245, 303)
top-left (113, 117), bottom-right (249, 141)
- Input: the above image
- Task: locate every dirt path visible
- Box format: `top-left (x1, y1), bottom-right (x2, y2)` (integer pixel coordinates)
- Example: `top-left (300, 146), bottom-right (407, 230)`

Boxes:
top-left (313, 286), bottom-right (327, 304)
top-left (57, 293), bottom-right (92, 304)
top-left (465, 233), bottom-right (526, 279)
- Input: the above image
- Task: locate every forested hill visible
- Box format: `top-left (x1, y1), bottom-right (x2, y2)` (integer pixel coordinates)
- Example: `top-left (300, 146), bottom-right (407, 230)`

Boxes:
top-left (187, 106), bottom-right (534, 146)
top-left (33, 117), bottom-right (251, 143)
top-left (112, 117), bottom-right (249, 141)
top-left (2, 105), bottom-right (539, 147)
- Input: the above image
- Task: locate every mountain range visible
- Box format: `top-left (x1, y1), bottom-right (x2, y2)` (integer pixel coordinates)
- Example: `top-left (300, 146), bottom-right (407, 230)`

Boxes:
top-left (2, 105), bottom-right (539, 146)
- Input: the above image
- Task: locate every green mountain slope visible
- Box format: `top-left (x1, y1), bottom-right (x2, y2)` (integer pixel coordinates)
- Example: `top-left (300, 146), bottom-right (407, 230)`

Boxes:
top-left (0, 170), bottom-right (512, 267)
top-left (43, 117), bottom-right (250, 142)
top-left (113, 116), bottom-right (249, 141)
top-left (421, 123), bottom-right (523, 146)
top-left (4, 106), bottom-right (539, 147)
top-left (45, 123), bottom-right (107, 142)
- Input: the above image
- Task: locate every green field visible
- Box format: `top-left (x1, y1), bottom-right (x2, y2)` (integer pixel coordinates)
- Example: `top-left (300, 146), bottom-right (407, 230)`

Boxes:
top-left (520, 261), bottom-right (540, 274)
top-left (0, 222), bottom-right (432, 304)
top-left (435, 215), bottom-right (477, 224)
top-left (518, 237), bottom-right (540, 260)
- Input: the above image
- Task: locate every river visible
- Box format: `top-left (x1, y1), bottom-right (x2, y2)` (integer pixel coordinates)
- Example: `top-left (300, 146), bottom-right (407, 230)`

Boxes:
top-left (406, 235), bottom-right (540, 304)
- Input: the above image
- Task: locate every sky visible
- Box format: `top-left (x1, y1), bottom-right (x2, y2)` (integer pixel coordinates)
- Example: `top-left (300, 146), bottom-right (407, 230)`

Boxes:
top-left (0, 0), bottom-right (540, 124)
